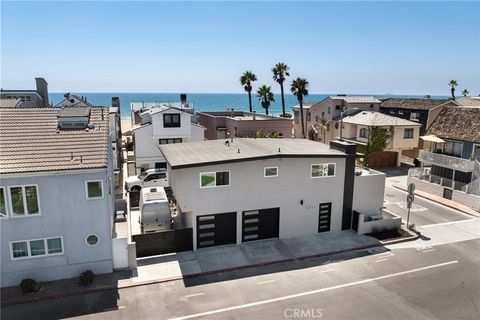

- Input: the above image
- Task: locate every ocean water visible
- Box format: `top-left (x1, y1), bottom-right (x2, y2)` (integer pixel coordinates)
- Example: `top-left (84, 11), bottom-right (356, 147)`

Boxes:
top-left (48, 92), bottom-right (447, 118)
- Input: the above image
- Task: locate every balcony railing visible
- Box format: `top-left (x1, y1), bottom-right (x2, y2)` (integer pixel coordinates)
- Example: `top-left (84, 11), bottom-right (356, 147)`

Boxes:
top-left (418, 149), bottom-right (475, 172)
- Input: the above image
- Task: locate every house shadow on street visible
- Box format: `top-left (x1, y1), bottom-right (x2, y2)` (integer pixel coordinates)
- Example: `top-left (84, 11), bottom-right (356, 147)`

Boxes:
top-left (0, 271), bottom-right (131, 320)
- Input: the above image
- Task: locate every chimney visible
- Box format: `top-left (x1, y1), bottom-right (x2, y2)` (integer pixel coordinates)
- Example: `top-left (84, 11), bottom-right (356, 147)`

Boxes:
top-left (35, 78), bottom-right (49, 107)
top-left (330, 139), bottom-right (356, 230)
top-left (112, 97), bottom-right (120, 109)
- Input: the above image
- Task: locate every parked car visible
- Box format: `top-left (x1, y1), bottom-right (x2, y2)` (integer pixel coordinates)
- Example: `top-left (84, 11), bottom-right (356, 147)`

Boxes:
top-left (125, 168), bottom-right (167, 192)
top-left (140, 187), bottom-right (172, 233)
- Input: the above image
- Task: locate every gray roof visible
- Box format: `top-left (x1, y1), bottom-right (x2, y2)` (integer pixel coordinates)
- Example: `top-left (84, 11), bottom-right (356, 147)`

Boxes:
top-left (380, 98), bottom-right (451, 110)
top-left (0, 98), bottom-right (22, 108)
top-left (0, 107), bottom-right (109, 174)
top-left (57, 106), bottom-right (91, 118)
top-left (160, 138), bottom-right (346, 169)
top-left (455, 96), bottom-right (480, 107)
top-left (341, 111), bottom-right (421, 127)
top-left (329, 96), bottom-right (381, 103)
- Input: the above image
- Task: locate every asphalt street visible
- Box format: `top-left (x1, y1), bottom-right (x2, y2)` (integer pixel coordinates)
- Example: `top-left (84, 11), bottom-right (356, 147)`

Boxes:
top-left (2, 239), bottom-right (479, 320)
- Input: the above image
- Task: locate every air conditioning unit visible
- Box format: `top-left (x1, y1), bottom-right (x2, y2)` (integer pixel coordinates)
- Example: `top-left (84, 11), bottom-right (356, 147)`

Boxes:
top-left (368, 214), bottom-right (383, 221)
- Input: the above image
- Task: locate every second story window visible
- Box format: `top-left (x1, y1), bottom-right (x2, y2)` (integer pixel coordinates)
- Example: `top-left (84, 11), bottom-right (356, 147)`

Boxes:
top-left (200, 171), bottom-right (230, 188)
top-left (404, 128), bottom-right (414, 139)
top-left (163, 114), bottom-right (181, 128)
top-left (9, 185), bottom-right (40, 217)
top-left (359, 128), bottom-right (368, 139)
top-left (294, 111), bottom-right (299, 124)
top-left (264, 167), bottom-right (278, 177)
top-left (85, 180), bottom-right (104, 200)
top-left (311, 164), bottom-right (336, 178)
top-left (306, 112), bottom-right (311, 121)
top-left (0, 187), bottom-right (7, 218)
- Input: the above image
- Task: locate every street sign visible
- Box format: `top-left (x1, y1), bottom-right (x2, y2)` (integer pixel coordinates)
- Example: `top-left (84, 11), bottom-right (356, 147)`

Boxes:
top-left (406, 183), bottom-right (415, 228)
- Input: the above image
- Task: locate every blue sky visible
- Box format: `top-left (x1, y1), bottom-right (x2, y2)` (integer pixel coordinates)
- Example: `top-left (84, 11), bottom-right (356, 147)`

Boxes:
top-left (1, 1), bottom-right (479, 95)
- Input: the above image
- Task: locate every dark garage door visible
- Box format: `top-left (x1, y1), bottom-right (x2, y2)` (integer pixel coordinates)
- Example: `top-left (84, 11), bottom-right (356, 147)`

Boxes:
top-left (196, 212), bottom-right (236, 248)
top-left (242, 208), bottom-right (280, 242)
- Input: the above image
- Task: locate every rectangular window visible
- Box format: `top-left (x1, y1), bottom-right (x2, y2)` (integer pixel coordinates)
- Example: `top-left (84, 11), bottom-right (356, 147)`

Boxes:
top-left (328, 107), bottom-right (331, 114)
top-left (0, 187), bottom-right (6, 218)
top-left (159, 138), bottom-right (182, 145)
top-left (294, 111), bottom-right (299, 124)
top-left (10, 237), bottom-right (63, 260)
top-left (9, 185), bottom-right (40, 216)
top-left (311, 164), bottom-right (336, 178)
top-left (264, 167), bottom-right (278, 177)
top-left (404, 128), bottom-right (414, 139)
top-left (163, 114), bottom-right (181, 128)
top-left (306, 112), bottom-right (311, 121)
top-left (86, 180), bottom-right (103, 199)
top-left (11, 241), bottom-right (28, 258)
top-left (200, 171), bottom-right (230, 188)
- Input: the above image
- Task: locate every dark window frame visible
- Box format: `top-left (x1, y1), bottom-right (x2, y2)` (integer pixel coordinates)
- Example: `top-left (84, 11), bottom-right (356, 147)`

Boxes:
top-left (163, 113), bottom-right (181, 128)
top-left (404, 128), bottom-right (414, 139)
top-left (159, 138), bottom-right (182, 145)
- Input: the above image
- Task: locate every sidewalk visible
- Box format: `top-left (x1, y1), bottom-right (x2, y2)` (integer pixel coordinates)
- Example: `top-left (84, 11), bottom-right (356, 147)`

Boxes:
top-left (1, 230), bottom-right (417, 306)
top-left (393, 184), bottom-right (480, 217)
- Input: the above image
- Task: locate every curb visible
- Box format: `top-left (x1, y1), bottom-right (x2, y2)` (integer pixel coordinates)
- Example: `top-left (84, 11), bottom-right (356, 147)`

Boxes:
top-left (0, 234), bottom-right (420, 307)
top-left (392, 185), bottom-right (479, 217)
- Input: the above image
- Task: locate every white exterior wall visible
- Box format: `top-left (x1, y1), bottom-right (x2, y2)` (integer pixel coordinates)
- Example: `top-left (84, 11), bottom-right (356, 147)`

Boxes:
top-left (168, 157), bottom-right (346, 250)
top-left (151, 111), bottom-right (192, 139)
top-left (0, 170), bottom-right (114, 287)
top-left (190, 124), bottom-right (206, 142)
top-left (134, 124), bottom-right (165, 168)
top-left (353, 170), bottom-right (386, 217)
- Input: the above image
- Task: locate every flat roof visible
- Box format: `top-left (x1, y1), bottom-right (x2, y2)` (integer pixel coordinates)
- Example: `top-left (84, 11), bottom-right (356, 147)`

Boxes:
top-left (160, 138), bottom-right (346, 169)
top-left (199, 111), bottom-right (291, 121)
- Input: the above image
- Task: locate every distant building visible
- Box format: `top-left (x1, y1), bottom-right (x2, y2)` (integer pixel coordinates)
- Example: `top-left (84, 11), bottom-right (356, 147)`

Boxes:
top-left (0, 106), bottom-right (117, 287)
top-left (160, 138), bottom-right (388, 250)
top-left (0, 77), bottom-right (49, 107)
top-left (197, 111), bottom-right (293, 140)
top-left (131, 102), bottom-right (205, 173)
top-left (293, 96), bottom-right (420, 167)
top-left (410, 107), bottom-right (480, 210)
top-left (292, 95), bottom-right (382, 141)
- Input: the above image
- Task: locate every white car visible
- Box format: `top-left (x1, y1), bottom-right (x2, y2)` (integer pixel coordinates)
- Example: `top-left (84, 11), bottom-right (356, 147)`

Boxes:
top-left (125, 169), bottom-right (168, 192)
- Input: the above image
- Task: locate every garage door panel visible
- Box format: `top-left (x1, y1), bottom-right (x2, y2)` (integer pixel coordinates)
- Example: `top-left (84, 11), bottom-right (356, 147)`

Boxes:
top-left (242, 208), bottom-right (279, 242)
top-left (196, 212), bottom-right (236, 248)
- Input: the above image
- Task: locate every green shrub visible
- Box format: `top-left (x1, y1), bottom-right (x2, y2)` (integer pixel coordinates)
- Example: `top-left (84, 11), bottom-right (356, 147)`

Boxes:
top-left (79, 270), bottom-right (95, 286)
top-left (20, 278), bottom-right (41, 293)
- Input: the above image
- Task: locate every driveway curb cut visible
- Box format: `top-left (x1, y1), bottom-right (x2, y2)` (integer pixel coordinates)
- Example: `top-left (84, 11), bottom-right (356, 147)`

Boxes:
top-left (392, 185), bottom-right (479, 217)
top-left (0, 234), bottom-right (420, 307)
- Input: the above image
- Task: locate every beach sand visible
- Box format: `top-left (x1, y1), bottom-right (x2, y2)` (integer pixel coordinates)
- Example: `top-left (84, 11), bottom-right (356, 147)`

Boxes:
top-left (121, 118), bottom-right (132, 135)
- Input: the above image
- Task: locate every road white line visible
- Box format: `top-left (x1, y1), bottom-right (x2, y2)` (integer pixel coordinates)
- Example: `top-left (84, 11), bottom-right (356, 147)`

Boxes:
top-left (420, 218), bottom-right (478, 228)
top-left (318, 268), bottom-right (335, 273)
top-left (422, 249), bottom-right (435, 253)
top-left (375, 258), bottom-right (389, 263)
top-left (185, 292), bottom-right (205, 298)
top-left (257, 279), bottom-right (275, 285)
top-left (169, 260), bottom-right (458, 320)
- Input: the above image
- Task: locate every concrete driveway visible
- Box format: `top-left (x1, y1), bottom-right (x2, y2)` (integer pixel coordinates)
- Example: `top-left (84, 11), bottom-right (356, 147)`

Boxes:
top-left (132, 231), bottom-right (380, 284)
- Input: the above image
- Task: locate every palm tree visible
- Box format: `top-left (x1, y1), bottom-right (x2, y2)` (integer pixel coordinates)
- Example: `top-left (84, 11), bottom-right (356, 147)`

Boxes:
top-left (272, 63), bottom-right (290, 117)
top-left (448, 80), bottom-right (458, 100)
top-left (290, 78), bottom-right (309, 138)
top-left (257, 85), bottom-right (275, 115)
top-left (240, 71), bottom-right (257, 112)
top-left (462, 89), bottom-right (470, 97)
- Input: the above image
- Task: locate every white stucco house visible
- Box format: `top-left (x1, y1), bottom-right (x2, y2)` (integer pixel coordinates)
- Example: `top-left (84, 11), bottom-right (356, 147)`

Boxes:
top-left (0, 106), bottom-right (116, 287)
top-left (132, 104), bottom-right (205, 173)
top-left (160, 138), bottom-right (387, 250)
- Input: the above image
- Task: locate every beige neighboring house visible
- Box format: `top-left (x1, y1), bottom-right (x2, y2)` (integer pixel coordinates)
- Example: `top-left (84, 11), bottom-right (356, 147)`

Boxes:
top-left (338, 111), bottom-right (421, 166)
top-left (293, 95), bottom-right (420, 166)
top-left (292, 95), bottom-right (381, 141)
